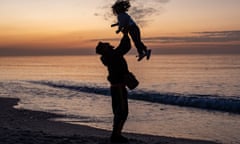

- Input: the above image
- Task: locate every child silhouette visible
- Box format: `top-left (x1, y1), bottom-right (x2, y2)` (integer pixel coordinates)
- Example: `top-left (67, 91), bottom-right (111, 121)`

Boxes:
top-left (111, 0), bottom-right (151, 61)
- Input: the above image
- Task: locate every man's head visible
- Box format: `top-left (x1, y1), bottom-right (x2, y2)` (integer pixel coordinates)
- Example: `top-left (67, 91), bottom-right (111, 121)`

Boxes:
top-left (96, 42), bottom-right (114, 55)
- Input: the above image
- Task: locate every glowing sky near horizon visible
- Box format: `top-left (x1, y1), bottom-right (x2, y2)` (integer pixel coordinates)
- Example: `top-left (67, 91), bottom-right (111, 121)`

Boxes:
top-left (0, 0), bottom-right (240, 55)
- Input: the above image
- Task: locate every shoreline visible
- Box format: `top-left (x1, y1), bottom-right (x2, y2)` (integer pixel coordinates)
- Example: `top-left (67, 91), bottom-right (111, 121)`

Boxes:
top-left (0, 97), bottom-right (219, 144)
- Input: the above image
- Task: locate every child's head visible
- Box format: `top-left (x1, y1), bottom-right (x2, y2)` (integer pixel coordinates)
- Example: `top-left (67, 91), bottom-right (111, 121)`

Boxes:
top-left (112, 0), bottom-right (131, 15)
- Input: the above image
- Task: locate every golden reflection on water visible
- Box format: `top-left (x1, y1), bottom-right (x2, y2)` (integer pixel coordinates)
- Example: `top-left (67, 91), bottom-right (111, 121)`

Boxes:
top-left (1, 55), bottom-right (240, 96)
top-left (0, 56), bottom-right (106, 82)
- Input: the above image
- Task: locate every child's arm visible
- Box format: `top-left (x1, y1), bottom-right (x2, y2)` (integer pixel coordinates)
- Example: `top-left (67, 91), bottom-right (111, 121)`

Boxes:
top-left (111, 23), bottom-right (121, 34)
top-left (116, 29), bottom-right (121, 34)
top-left (111, 23), bottom-right (119, 27)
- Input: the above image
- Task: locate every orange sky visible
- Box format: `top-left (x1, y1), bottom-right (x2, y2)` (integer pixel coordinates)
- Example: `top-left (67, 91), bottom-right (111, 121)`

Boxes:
top-left (0, 0), bottom-right (240, 55)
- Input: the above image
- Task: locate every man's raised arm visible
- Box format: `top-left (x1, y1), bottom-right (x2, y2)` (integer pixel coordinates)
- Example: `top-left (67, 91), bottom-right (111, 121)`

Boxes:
top-left (115, 34), bottom-right (131, 55)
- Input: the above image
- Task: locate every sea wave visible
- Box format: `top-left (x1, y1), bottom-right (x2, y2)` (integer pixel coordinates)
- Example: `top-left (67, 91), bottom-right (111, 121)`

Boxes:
top-left (29, 81), bottom-right (240, 114)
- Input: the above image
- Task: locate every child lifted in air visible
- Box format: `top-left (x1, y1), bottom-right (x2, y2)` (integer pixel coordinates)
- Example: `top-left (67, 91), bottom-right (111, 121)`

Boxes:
top-left (111, 0), bottom-right (151, 61)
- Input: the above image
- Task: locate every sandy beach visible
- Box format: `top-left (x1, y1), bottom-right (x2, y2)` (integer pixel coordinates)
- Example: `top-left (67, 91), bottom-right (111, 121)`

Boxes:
top-left (0, 97), bottom-right (219, 144)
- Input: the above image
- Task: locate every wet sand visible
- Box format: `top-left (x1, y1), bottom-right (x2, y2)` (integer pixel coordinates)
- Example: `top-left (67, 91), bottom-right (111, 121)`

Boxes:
top-left (0, 97), bottom-right (219, 144)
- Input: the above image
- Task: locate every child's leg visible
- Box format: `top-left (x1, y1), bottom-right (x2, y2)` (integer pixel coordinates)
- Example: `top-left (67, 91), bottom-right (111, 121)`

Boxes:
top-left (129, 25), bottom-right (148, 54)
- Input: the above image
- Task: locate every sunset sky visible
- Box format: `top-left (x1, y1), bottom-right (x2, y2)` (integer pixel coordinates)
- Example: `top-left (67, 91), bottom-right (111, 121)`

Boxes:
top-left (0, 0), bottom-right (240, 56)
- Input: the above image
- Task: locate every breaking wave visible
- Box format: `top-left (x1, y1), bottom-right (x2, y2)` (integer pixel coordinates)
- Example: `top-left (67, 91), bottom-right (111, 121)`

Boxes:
top-left (30, 81), bottom-right (240, 114)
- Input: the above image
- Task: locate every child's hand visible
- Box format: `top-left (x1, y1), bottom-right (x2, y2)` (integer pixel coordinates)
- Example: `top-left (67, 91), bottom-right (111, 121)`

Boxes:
top-left (116, 30), bottom-right (121, 34)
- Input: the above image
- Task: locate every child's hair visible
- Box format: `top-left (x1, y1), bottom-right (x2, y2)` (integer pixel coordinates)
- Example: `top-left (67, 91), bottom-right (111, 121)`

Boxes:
top-left (112, 0), bottom-right (131, 15)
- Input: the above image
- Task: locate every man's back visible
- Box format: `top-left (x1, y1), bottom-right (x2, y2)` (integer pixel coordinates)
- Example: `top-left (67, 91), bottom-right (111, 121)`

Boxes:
top-left (100, 35), bottom-right (131, 84)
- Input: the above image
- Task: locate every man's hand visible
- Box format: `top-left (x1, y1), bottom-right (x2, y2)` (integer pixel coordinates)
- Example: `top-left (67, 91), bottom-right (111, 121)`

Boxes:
top-left (121, 27), bottom-right (129, 35)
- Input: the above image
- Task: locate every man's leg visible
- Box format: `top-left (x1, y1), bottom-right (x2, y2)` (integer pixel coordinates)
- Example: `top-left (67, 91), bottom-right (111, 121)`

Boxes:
top-left (110, 85), bottom-right (129, 142)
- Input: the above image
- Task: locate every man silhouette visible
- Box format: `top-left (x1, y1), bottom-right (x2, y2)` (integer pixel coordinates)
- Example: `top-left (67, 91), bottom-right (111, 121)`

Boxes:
top-left (96, 33), bottom-right (131, 143)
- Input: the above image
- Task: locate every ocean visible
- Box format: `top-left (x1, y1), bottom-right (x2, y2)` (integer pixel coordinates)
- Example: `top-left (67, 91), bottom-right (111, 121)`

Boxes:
top-left (0, 55), bottom-right (240, 144)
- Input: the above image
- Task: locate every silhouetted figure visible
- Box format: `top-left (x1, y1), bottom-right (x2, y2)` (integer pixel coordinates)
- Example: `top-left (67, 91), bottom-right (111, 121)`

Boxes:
top-left (111, 0), bottom-right (151, 61)
top-left (96, 34), bottom-right (131, 143)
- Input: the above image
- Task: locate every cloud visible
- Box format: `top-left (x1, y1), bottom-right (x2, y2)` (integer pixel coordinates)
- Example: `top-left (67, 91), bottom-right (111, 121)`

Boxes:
top-left (193, 31), bottom-right (240, 40)
top-left (94, 0), bottom-right (170, 26)
top-left (89, 30), bottom-right (240, 55)
top-left (90, 30), bottom-right (240, 44)
top-left (146, 30), bottom-right (240, 43)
